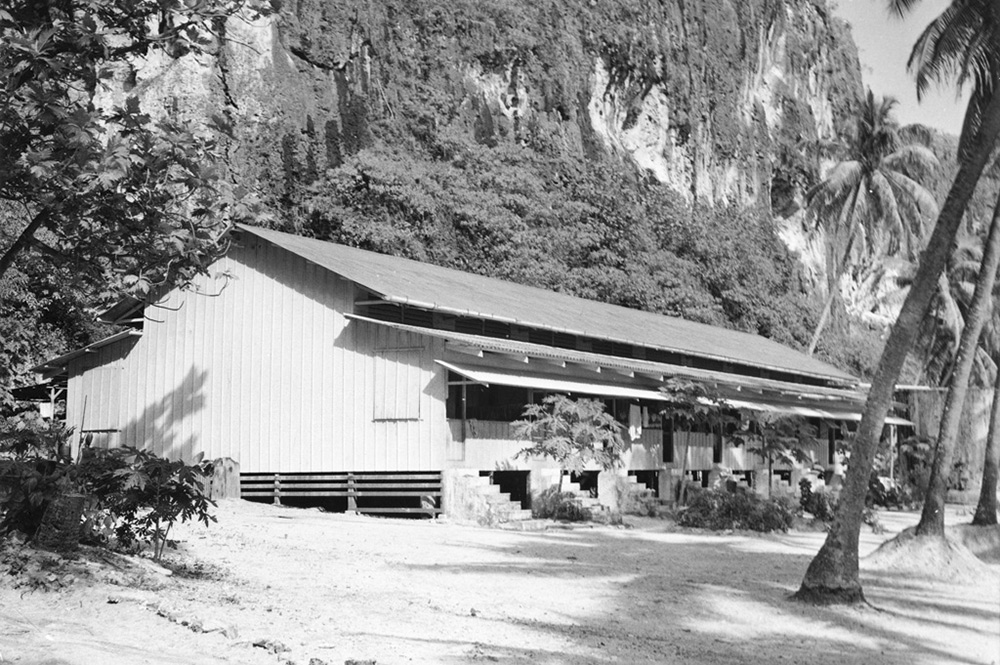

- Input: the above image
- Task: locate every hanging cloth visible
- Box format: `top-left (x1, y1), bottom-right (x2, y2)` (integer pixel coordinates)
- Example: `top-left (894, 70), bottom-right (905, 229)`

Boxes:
top-left (628, 403), bottom-right (643, 441)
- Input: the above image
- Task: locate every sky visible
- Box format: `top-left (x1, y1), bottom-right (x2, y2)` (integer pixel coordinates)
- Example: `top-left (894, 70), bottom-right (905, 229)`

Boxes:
top-left (831, 0), bottom-right (968, 136)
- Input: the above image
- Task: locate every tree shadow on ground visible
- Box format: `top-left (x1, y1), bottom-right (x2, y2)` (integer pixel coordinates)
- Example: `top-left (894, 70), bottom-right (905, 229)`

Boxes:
top-left (335, 629), bottom-right (616, 665)
top-left (402, 524), bottom-right (1000, 665)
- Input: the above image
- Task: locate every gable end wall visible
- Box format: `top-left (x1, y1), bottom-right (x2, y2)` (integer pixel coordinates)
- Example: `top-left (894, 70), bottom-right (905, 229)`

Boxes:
top-left (66, 237), bottom-right (447, 471)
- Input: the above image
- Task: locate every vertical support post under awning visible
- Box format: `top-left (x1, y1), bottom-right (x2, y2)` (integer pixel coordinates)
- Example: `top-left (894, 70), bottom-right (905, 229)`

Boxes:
top-left (460, 382), bottom-right (467, 442)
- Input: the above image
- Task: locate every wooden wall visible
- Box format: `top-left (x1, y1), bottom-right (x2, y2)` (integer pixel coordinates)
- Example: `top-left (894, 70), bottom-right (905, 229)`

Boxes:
top-left (67, 236), bottom-right (447, 472)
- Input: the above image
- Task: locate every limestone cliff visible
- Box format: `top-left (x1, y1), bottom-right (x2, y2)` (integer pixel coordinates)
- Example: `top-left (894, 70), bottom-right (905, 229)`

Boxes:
top-left (106, 0), bottom-right (862, 214)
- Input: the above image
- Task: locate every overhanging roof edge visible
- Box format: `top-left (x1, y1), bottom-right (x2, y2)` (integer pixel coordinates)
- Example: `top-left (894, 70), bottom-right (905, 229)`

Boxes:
top-left (30, 329), bottom-right (143, 373)
top-left (373, 295), bottom-right (855, 386)
top-left (435, 360), bottom-right (670, 402)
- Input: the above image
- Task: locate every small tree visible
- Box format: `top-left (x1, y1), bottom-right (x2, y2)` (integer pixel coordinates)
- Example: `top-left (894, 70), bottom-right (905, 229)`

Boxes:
top-left (86, 448), bottom-right (216, 561)
top-left (513, 395), bottom-right (625, 491)
top-left (739, 414), bottom-right (817, 499)
top-left (658, 379), bottom-right (735, 504)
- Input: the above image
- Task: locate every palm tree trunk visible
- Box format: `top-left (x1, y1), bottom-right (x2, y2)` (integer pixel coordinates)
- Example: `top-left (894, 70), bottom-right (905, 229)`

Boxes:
top-left (916, 195), bottom-right (1000, 536)
top-left (808, 189), bottom-right (863, 356)
top-left (794, 89), bottom-right (1000, 605)
top-left (972, 366), bottom-right (1000, 526)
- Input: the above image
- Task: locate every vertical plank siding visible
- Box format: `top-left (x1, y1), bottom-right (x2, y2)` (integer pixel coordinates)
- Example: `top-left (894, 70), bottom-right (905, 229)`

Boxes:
top-left (71, 237), bottom-right (446, 472)
top-left (66, 338), bottom-right (137, 449)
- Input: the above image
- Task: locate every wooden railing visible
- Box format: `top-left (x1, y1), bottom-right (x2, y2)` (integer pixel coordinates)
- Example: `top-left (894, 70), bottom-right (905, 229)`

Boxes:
top-left (240, 471), bottom-right (443, 516)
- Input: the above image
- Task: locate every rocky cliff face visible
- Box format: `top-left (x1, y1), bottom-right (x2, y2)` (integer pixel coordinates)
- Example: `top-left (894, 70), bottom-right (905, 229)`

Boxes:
top-left (106, 0), bottom-right (862, 215)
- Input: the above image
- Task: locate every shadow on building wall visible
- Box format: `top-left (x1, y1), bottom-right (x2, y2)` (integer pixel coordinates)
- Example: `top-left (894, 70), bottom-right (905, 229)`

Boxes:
top-left (118, 367), bottom-right (208, 462)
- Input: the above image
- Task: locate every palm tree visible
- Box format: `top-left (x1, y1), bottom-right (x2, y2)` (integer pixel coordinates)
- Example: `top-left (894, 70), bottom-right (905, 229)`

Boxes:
top-left (914, 229), bottom-right (999, 387)
top-left (916, 194), bottom-right (1000, 536)
top-left (805, 90), bottom-right (939, 356)
top-left (795, 0), bottom-right (1000, 604)
top-left (905, 0), bottom-right (1000, 163)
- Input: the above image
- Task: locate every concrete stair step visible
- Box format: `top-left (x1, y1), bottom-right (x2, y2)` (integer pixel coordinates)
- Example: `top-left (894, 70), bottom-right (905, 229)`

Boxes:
top-left (475, 483), bottom-right (502, 495)
top-left (501, 508), bottom-right (534, 522)
top-left (498, 518), bottom-right (549, 532)
top-left (484, 492), bottom-right (514, 504)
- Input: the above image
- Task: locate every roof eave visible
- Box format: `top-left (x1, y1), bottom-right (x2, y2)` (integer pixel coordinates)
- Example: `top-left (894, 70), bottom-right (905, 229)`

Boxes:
top-left (30, 329), bottom-right (143, 374)
top-left (371, 295), bottom-right (858, 387)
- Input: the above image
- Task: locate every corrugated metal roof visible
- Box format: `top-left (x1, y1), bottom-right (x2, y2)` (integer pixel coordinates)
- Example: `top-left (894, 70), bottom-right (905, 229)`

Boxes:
top-left (346, 315), bottom-right (862, 400)
top-left (243, 225), bottom-right (856, 385)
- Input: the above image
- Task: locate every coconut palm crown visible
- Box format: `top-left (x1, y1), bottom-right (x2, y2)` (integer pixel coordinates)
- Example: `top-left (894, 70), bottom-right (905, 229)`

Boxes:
top-left (804, 89), bottom-right (939, 354)
top-left (894, 0), bottom-right (1000, 160)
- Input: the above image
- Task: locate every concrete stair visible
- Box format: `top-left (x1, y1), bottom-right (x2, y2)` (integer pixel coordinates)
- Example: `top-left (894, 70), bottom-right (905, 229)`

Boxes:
top-left (625, 474), bottom-right (653, 493)
top-left (545, 480), bottom-right (610, 523)
top-left (470, 476), bottom-right (533, 525)
top-left (559, 481), bottom-right (590, 496)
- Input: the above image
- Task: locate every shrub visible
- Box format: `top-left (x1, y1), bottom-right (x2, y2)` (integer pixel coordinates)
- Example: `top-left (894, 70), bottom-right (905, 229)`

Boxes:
top-left (0, 417), bottom-right (75, 538)
top-left (616, 477), bottom-right (659, 516)
top-left (798, 478), bottom-right (884, 532)
top-left (799, 479), bottom-right (837, 521)
top-left (865, 472), bottom-right (918, 510)
top-left (677, 489), bottom-right (794, 533)
top-left (83, 448), bottom-right (216, 560)
top-left (2, 417), bottom-right (216, 560)
top-left (532, 486), bottom-right (588, 521)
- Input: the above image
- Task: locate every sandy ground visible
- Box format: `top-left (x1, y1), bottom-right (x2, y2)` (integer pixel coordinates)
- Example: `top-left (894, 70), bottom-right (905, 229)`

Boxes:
top-left (1, 501), bottom-right (998, 665)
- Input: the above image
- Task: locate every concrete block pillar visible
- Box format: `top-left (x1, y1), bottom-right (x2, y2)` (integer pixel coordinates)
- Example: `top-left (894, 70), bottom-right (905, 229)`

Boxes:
top-left (597, 469), bottom-right (628, 511)
top-left (658, 470), bottom-right (675, 505)
top-left (441, 468), bottom-right (482, 520)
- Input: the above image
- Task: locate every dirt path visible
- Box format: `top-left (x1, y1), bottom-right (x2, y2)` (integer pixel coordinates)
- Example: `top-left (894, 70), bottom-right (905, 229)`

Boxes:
top-left (2, 501), bottom-right (998, 665)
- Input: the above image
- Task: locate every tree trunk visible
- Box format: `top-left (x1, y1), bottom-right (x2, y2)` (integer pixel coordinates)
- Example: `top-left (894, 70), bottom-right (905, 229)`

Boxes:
top-left (768, 457), bottom-right (773, 500)
top-left (807, 283), bottom-right (838, 356)
top-left (808, 193), bottom-right (862, 356)
top-left (676, 426), bottom-right (692, 505)
top-left (917, 194), bottom-right (1000, 536)
top-left (0, 210), bottom-right (48, 281)
top-left (794, 90), bottom-right (1000, 605)
top-left (972, 367), bottom-right (1000, 526)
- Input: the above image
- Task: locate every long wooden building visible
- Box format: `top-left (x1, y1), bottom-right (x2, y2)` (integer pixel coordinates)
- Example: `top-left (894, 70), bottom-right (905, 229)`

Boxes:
top-left (29, 225), bottom-right (905, 518)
